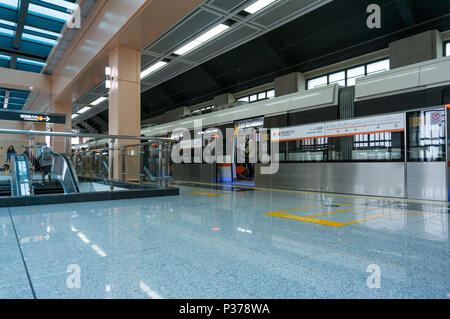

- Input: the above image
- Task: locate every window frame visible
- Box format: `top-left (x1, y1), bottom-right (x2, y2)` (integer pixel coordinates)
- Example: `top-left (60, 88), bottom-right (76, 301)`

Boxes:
top-left (305, 58), bottom-right (390, 90)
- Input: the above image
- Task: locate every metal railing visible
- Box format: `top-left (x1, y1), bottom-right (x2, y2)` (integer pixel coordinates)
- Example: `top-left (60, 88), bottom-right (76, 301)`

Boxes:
top-left (1, 128), bottom-right (176, 190)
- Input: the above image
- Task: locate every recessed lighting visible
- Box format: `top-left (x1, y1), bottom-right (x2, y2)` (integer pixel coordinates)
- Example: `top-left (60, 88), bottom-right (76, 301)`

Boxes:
top-left (173, 24), bottom-right (229, 56)
top-left (243, 0), bottom-right (277, 14)
top-left (78, 106), bottom-right (91, 114)
top-left (71, 114), bottom-right (79, 119)
top-left (90, 96), bottom-right (107, 106)
top-left (140, 61), bottom-right (168, 80)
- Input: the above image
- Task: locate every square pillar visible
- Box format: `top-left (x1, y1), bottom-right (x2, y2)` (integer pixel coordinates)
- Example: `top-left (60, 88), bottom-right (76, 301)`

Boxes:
top-left (214, 93), bottom-right (235, 108)
top-left (108, 47), bottom-right (141, 180)
top-left (51, 101), bottom-right (72, 154)
top-left (274, 72), bottom-right (305, 97)
top-left (389, 30), bottom-right (443, 69)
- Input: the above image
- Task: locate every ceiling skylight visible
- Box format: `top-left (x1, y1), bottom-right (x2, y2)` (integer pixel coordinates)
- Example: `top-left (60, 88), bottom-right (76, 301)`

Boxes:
top-left (16, 58), bottom-right (46, 67)
top-left (40, 0), bottom-right (78, 11)
top-left (28, 3), bottom-right (72, 22)
top-left (0, 27), bottom-right (14, 37)
top-left (0, 0), bottom-right (18, 10)
top-left (24, 25), bottom-right (62, 38)
top-left (22, 32), bottom-right (58, 46)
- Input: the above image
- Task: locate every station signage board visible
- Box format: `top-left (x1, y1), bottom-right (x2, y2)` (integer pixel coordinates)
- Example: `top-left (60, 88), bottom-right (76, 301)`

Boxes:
top-left (0, 109), bottom-right (66, 124)
top-left (272, 113), bottom-right (404, 142)
top-left (271, 123), bottom-right (325, 142)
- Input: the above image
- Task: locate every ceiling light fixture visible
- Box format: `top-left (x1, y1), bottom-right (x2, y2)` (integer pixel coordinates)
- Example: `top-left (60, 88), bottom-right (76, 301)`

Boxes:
top-left (77, 106), bottom-right (91, 114)
top-left (243, 0), bottom-right (277, 14)
top-left (140, 61), bottom-right (168, 80)
top-left (173, 24), bottom-right (230, 56)
top-left (90, 96), bottom-right (107, 106)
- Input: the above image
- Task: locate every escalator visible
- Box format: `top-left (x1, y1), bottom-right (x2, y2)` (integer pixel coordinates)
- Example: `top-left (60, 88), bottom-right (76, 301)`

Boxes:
top-left (32, 181), bottom-right (65, 195)
top-left (10, 153), bottom-right (80, 196)
top-left (0, 179), bottom-right (11, 197)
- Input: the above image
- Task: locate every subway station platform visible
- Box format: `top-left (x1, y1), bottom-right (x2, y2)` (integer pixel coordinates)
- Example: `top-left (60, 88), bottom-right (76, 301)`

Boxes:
top-left (0, 184), bottom-right (447, 299)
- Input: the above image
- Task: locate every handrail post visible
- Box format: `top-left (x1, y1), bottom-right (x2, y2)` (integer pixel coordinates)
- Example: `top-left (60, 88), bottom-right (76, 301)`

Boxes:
top-left (158, 143), bottom-right (163, 188)
top-left (109, 138), bottom-right (115, 192)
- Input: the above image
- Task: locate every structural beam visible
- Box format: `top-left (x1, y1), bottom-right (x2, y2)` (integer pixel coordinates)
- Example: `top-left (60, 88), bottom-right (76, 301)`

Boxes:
top-left (13, 0), bottom-right (30, 49)
top-left (0, 68), bottom-right (52, 92)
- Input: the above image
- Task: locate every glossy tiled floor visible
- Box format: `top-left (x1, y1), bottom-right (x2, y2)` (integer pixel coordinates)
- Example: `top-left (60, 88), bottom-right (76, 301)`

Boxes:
top-left (0, 184), bottom-right (448, 299)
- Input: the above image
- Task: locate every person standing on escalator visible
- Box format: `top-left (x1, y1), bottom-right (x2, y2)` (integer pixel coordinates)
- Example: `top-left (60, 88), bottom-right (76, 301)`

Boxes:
top-left (4, 145), bottom-right (16, 175)
top-left (36, 144), bottom-right (59, 184)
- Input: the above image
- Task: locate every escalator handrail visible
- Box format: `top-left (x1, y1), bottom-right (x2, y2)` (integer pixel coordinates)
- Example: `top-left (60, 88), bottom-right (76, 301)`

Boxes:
top-left (59, 154), bottom-right (80, 193)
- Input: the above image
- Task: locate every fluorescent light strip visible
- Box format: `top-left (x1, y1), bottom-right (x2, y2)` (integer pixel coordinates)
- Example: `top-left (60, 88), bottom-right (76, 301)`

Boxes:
top-left (28, 3), bottom-right (72, 22)
top-left (71, 114), bottom-right (79, 119)
top-left (243, 0), bottom-right (277, 14)
top-left (24, 25), bottom-right (61, 38)
top-left (90, 96), bottom-right (107, 106)
top-left (173, 24), bottom-right (229, 56)
top-left (78, 106), bottom-right (91, 114)
top-left (22, 33), bottom-right (58, 46)
top-left (16, 57), bottom-right (46, 67)
top-left (140, 61), bottom-right (168, 80)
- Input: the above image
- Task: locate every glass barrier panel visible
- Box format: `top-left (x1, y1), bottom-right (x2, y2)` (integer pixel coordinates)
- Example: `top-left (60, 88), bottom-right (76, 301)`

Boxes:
top-left (407, 109), bottom-right (445, 162)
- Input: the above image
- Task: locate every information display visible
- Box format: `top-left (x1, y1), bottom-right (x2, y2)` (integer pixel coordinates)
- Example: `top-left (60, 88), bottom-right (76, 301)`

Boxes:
top-left (272, 113), bottom-right (404, 141)
top-left (0, 109), bottom-right (66, 124)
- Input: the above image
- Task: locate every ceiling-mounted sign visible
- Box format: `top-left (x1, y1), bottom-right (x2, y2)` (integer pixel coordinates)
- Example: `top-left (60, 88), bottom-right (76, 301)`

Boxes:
top-left (0, 109), bottom-right (66, 124)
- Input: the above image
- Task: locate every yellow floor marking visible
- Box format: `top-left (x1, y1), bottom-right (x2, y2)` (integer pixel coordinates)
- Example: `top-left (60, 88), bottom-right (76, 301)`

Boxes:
top-left (308, 207), bottom-right (384, 218)
top-left (175, 180), bottom-right (449, 207)
top-left (190, 191), bottom-right (224, 197)
top-left (266, 210), bottom-right (433, 227)
top-left (265, 212), bottom-right (345, 227)
top-left (267, 205), bottom-right (326, 214)
top-left (341, 212), bottom-right (430, 226)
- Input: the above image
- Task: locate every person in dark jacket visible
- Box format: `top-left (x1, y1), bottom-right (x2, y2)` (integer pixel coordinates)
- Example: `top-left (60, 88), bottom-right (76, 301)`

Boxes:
top-left (4, 145), bottom-right (16, 174)
top-left (36, 144), bottom-right (59, 183)
top-left (5, 145), bottom-right (16, 164)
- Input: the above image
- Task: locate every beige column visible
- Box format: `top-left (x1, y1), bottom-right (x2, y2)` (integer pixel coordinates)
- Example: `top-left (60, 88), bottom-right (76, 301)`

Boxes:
top-left (108, 46), bottom-right (141, 180)
top-left (50, 101), bottom-right (72, 154)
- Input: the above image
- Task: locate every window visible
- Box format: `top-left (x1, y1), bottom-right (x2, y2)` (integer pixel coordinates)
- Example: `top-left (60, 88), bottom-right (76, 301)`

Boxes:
top-left (306, 59), bottom-right (390, 90)
top-left (307, 76), bottom-right (327, 89)
top-left (237, 89), bottom-right (275, 104)
top-left (346, 66), bottom-right (365, 86)
top-left (328, 71), bottom-right (345, 86)
top-left (445, 41), bottom-right (450, 57)
top-left (266, 89), bottom-right (275, 99)
top-left (366, 59), bottom-right (390, 75)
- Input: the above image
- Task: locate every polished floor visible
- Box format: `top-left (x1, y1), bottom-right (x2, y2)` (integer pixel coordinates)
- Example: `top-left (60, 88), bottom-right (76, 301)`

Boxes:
top-left (0, 184), bottom-right (448, 299)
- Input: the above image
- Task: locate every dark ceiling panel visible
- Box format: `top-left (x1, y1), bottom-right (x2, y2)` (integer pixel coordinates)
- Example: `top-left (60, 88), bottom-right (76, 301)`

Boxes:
top-left (206, 0), bottom-right (249, 12)
top-left (144, 9), bottom-right (221, 55)
top-left (141, 0), bottom-right (450, 120)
